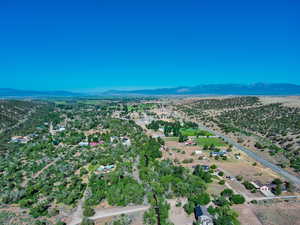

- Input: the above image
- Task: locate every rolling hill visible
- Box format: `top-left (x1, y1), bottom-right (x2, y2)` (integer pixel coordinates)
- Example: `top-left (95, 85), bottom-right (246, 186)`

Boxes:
top-left (103, 83), bottom-right (300, 96)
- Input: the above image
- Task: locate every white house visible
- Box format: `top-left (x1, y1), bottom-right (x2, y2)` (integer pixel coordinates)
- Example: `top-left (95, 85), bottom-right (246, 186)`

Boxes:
top-left (79, 142), bottom-right (89, 146)
top-left (260, 185), bottom-right (269, 192)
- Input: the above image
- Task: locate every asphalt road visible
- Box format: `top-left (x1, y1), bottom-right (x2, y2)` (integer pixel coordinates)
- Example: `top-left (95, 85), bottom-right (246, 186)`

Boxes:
top-left (197, 123), bottom-right (300, 187)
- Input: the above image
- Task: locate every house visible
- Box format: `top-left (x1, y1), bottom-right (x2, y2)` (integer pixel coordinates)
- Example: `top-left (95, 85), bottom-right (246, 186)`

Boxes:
top-left (185, 140), bottom-right (196, 146)
top-left (211, 150), bottom-right (227, 157)
top-left (96, 164), bottom-right (115, 174)
top-left (266, 183), bottom-right (277, 190)
top-left (260, 185), bottom-right (269, 192)
top-left (194, 205), bottom-right (213, 225)
top-left (199, 216), bottom-right (214, 225)
top-left (158, 128), bottom-right (164, 132)
top-left (10, 136), bottom-right (30, 144)
top-left (195, 150), bottom-right (203, 155)
top-left (226, 176), bottom-right (235, 181)
top-left (90, 142), bottom-right (100, 147)
top-left (201, 165), bottom-right (210, 172)
top-left (79, 142), bottom-right (89, 146)
top-left (253, 180), bottom-right (274, 197)
top-left (234, 154), bottom-right (241, 159)
top-left (121, 137), bottom-right (131, 146)
top-left (194, 205), bottom-right (203, 221)
top-left (58, 127), bottom-right (65, 132)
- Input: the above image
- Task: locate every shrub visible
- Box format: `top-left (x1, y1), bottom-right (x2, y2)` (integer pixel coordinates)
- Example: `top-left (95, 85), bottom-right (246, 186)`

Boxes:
top-left (210, 164), bottom-right (217, 170)
top-left (242, 181), bottom-right (255, 190)
top-left (236, 175), bottom-right (243, 181)
top-left (55, 222), bottom-right (66, 225)
top-left (183, 201), bottom-right (195, 215)
top-left (219, 180), bottom-right (225, 185)
top-left (34, 221), bottom-right (47, 225)
top-left (83, 207), bottom-right (95, 217)
top-left (221, 189), bottom-right (233, 197)
top-left (192, 193), bottom-right (210, 205)
top-left (80, 218), bottom-right (95, 225)
top-left (218, 171), bottom-right (224, 177)
top-left (230, 194), bottom-right (246, 204)
top-left (214, 196), bottom-right (230, 206)
top-left (207, 205), bottom-right (216, 215)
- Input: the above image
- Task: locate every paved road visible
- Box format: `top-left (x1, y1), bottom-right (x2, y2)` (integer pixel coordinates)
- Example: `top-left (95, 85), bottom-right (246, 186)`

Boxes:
top-left (249, 195), bottom-right (300, 202)
top-left (195, 123), bottom-right (300, 187)
top-left (68, 205), bottom-right (149, 225)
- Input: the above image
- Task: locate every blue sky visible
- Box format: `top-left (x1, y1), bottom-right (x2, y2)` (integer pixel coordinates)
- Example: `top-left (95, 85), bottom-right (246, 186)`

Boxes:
top-left (0, 0), bottom-right (299, 91)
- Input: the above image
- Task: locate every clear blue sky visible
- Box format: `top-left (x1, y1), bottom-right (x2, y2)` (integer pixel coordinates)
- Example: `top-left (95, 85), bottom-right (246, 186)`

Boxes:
top-left (0, 0), bottom-right (299, 91)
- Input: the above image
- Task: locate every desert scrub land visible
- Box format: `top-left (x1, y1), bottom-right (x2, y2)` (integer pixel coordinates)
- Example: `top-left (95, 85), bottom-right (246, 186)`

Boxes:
top-left (176, 96), bottom-right (300, 174)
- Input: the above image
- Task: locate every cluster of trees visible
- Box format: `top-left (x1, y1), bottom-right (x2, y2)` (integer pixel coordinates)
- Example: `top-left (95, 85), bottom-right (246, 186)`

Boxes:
top-left (216, 103), bottom-right (300, 171)
top-left (1, 100), bottom-right (148, 223)
top-left (189, 97), bottom-right (260, 111)
top-left (146, 120), bottom-right (198, 137)
top-left (178, 97), bottom-right (300, 174)
top-left (0, 100), bottom-right (40, 130)
top-left (218, 104), bottom-right (300, 137)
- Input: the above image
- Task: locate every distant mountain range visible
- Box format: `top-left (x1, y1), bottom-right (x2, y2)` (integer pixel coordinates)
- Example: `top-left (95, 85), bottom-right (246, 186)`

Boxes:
top-left (0, 88), bottom-right (83, 97)
top-left (103, 83), bottom-right (300, 96)
top-left (1, 83), bottom-right (300, 97)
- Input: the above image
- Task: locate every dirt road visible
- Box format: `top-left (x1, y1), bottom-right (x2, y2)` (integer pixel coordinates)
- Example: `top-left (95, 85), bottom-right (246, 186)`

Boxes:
top-left (68, 205), bottom-right (149, 225)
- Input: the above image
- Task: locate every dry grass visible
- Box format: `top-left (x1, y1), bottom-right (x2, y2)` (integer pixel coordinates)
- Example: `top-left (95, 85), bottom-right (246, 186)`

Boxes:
top-left (232, 204), bottom-right (262, 225)
top-left (260, 96), bottom-right (300, 108)
top-left (252, 201), bottom-right (300, 225)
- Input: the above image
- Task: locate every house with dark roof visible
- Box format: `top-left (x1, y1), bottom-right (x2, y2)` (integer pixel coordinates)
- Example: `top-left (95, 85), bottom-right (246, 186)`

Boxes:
top-left (194, 205), bottom-right (213, 225)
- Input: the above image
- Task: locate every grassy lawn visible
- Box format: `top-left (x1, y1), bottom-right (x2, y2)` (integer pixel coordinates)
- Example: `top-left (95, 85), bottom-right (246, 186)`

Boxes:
top-left (196, 137), bottom-right (226, 146)
top-left (164, 137), bottom-right (179, 142)
top-left (180, 128), bottom-right (213, 137)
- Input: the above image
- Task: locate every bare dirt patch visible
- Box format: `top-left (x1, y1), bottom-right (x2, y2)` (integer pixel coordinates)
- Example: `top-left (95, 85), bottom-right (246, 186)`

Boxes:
top-left (260, 96), bottom-right (300, 108)
top-left (232, 204), bottom-right (262, 225)
top-left (252, 201), bottom-right (300, 225)
top-left (167, 199), bottom-right (194, 225)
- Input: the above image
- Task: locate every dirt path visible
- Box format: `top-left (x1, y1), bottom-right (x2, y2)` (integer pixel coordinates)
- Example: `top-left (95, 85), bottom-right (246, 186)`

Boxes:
top-left (68, 205), bottom-right (149, 225)
top-left (49, 122), bottom-right (55, 135)
top-left (32, 158), bottom-right (59, 179)
top-left (68, 188), bottom-right (90, 225)
top-left (132, 156), bottom-right (148, 205)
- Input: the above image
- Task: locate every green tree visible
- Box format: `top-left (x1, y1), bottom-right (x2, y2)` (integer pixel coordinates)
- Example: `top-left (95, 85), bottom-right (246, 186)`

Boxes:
top-left (183, 201), bottom-right (195, 215)
top-left (83, 207), bottom-right (95, 217)
top-left (230, 194), bottom-right (245, 204)
top-left (221, 189), bottom-right (233, 198)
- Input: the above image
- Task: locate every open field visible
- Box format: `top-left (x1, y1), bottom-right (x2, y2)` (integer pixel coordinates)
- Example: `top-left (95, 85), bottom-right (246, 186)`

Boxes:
top-left (163, 137), bottom-right (179, 142)
top-left (253, 201), bottom-right (300, 225)
top-left (180, 128), bottom-right (212, 137)
top-left (196, 137), bottom-right (226, 146)
top-left (232, 204), bottom-right (262, 225)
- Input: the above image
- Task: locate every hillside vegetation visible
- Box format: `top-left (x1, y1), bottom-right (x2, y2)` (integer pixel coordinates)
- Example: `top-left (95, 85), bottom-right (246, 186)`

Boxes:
top-left (0, 100), bottom-right (41, 132)
top-left (177, 97), bottom-right (300, 173)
